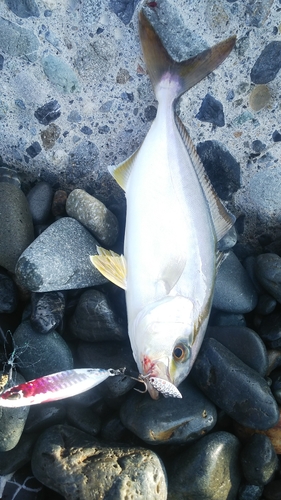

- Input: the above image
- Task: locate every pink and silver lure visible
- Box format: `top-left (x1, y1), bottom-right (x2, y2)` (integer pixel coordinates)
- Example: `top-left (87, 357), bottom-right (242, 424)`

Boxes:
top-left (0, 368), bottom-right (118, 407)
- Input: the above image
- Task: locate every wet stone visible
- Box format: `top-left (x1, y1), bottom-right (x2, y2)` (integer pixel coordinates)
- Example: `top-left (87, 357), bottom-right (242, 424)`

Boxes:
top-left (258, 312), bottom-right (281, 348)
top-left (31, 424), bottom-right (168, 499)
top-left (69, 289), bottom-right (127, 342)
top-left (4, 0), bottom-right (39, 18)
top-left (238, 483), bottom-right (264, 500)
top-left (197, 140), bottom-right (240, 200)
top-left (2, 465), bottom-right (45, 500)
top-left (249, 85), bottom-right (271, 111)
top-left (24, 403), bottom-right (66, 433)
top-left (210, 311), bottom-right (246, 328)
top-left (78, 341), bottom-right (136, 399)
top-left (217, 225), bottom-right (237, 251)
top-left (213, 251), bottom-right (258, 313)
top-left (42, 55), bottom-right (79, 93)
top-left (255, 294), bottom-right (276, 315)
top-left (191, 337), bottom-right (279, 430)
top-left (15, 218), bottom-right (107, 292)
top-left (0, 17), bottom-right (39, 61)
top-left (34, 100), bottom-right (61, 125)
top-left (66, 404), bottom-right (101, 436)
top-left (206, 326), bottom-right (268, 376)
top-left (13, 320), bottom-right (73, 379)
top-left (27, 181), bottom-right (53, 225)
top-left (0, 271), bottom-right (18, 313)
top-left (196, 93), bottom-right (225, 127)
top-left (240, 434), bottom-right (278, 486)
top-left (0, 183), bottom-right (34, 273)
top-left (0, 433), bottom-right (39, 475)
top-left (101, 415), bottom-right (132, 443)
top-left (120, 379), bottom-right (217, 445)
top-left (0, 372), bottom-right (29, 452)
top-left (255, 253), bottom-right (281, 303)
top-left (168, 431), bottom-right (241, 500)
top-left (251, 41), bottom-right (281, 84)
top-left (263, 480), bottom-right (281, 499)
top-left (66, 188), bottom-right (119, 247)
top-left (30, 291), bottom-right (65, 334)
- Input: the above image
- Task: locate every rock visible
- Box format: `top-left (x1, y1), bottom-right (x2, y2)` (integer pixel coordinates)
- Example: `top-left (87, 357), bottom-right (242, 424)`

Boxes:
top-left (210, 311), bottom-right (246, 328)
top-left (144, 105), bottom-right (157, 121)
top-left (191, 337), bottom-right (279, 430)
top-left (41, 123), bottom-right (61, 150)
top-left (213, 252), bottom-right (258, 313)
top-left (66, 189), bottom-right (118, 247)
top-left (0, 372), bottom-right (29, 452)
top-left (249, 85), bottom-right (271, 111)
top-left (0, 183), bottom-right (34, 273)
top-left (66, 404), bottom-right (101, 436)
top-left (42, 54), bottom-right (79, 93)
top-left (252, 140), bottom-right (266, 154)
top-left (0, 271), bottom-right (18, 313)
top-left (52, 189), bottom-right (67, 217)
top-left (196, 141), bottom-right (240, 200)
top-left (196, 93), bottom-right (225, 127)
top-left (78, 341), bottom-right (136, 399)
top-left (26, 141), bottom-right (42, 158)
top-left (263, 480), bottom-right (281, 500)
top-left (69, 289), bottom-right (127, 342)
top-left (251, 42), bottom-right (281, 84)
top-left (0, 433), bottom-right (39, 474)
top-left (15, 218), bottom-right (107, 292)
top-left (0, 17), bottom-right (39, 61)
top-left (255, 253), bottom-right (281, 303)
top-left (238, 483), bottom-right (264, 500)
top-left (4, 0), bottom-right (39, 18)
top-left (109, 0), bottom-right (141, 25)
top-left (30, 291), bottom-right (65, 334)
top-left (206, 326), bottom-right (268, 376)
top-left (31, 424), bottom-right (168, 499)
top-left (267, 350), bottom-right (281, 376)
top-left (101, 415), bottom-right (132, 443)
top-left (120, 379), bottom-right (216, 445)
top-left (80, 125), bottom-right (93, 135)
top-left (255, 294), bottom-right (276, 315)
top-left (272, 130), bottom-right (281, 142)
top-left (13, 320), bottom-right (73, 379)
top-left (258, 312), bottom-right (281, 348)
top-left (168, 431), bottom-right (241, 500)
top-left (27, 181), bottom-right (53, 224)
top-left (245, 0), bottom-right (274, 27)
top-left (34, 100), bottom-right (61, 125)
top-left (24, 403), bottom-right (66, 433)
top-left (0, 167), bottom-right (21, 188)
top-left (240, 434), bottom-right (278, 486)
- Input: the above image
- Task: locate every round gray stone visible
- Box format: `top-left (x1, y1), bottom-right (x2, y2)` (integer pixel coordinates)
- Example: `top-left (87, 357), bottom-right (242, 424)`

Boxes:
top-left (0, 372), bottom-right (29, 452)
top-left (168, 431), bottom-right (241, 500)
top-left (13, 320), bottom-right (73, 379)
top-left (31, 424), bottom-right (168, 500)
top-left (66, 188), bottom-right (119, 247)
top-left (15, 217), bottom-right (108, 292)
top-left (0, 183), bottom-right (34, 273)
top-left (213, 251), bottom-right (258, 313)
top-left (255, 253), bottom-right (281, 303)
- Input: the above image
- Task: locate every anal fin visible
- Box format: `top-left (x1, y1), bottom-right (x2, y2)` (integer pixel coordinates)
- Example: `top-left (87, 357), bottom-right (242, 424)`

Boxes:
top-left (90, 246), bottom-right (127, 290)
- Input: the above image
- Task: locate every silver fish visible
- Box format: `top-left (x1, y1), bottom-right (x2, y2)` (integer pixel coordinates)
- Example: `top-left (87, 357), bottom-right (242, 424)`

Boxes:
top-left (91, 11), bottom-right (236, 399)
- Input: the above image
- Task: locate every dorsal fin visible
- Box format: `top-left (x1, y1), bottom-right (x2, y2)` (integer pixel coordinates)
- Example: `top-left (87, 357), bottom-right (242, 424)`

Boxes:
top-left (175, 114), bottom-right (235, 241)
top-left (108, 146), bottom-right (140, 191)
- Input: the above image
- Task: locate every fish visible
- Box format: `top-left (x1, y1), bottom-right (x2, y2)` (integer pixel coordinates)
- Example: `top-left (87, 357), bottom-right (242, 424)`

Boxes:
top-left (91, 11), bottom-right (236, 399)
top-left (0, 368), bottom-right (119, 407)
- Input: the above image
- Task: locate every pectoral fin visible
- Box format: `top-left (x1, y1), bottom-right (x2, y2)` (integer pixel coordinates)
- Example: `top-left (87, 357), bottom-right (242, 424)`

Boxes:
top-left (108, 146), bottom-right (140, 191)
top-left (90, 246), bottom-right (127, 290)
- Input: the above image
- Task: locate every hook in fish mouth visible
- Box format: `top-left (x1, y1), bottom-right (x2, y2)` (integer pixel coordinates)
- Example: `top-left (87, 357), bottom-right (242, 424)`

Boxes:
top-left (110, 368), bottom-right (182, 398)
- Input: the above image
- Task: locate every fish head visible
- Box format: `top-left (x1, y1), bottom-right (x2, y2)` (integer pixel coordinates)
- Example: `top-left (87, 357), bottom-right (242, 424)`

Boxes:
top-left (132, 295), bottom-right (205, 399)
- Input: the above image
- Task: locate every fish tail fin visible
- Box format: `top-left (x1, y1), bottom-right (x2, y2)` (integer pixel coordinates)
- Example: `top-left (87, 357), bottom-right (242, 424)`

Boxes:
top-left (139, 10), bottom-right (236, 102)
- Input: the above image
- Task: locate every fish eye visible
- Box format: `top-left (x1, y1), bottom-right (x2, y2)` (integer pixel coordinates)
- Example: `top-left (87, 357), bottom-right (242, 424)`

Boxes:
top-left (173, 343), bottom-right (187, 362)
